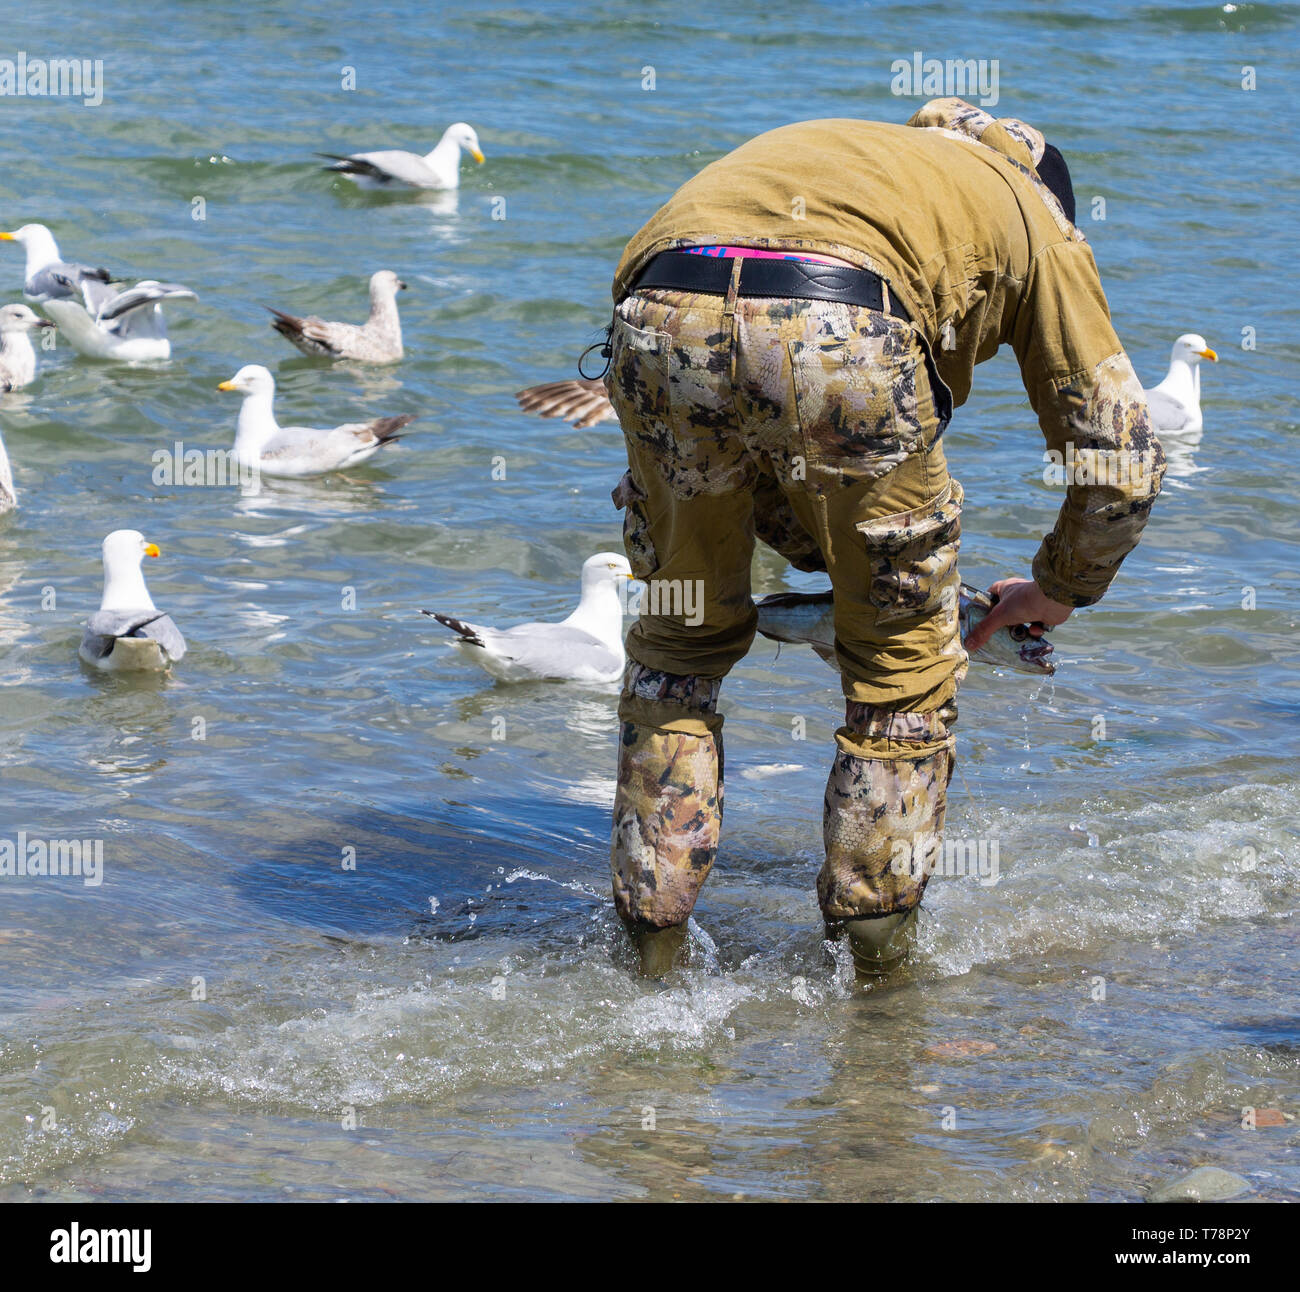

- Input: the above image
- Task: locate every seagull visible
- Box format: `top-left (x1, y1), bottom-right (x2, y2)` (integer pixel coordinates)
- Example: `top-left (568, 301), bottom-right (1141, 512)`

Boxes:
top-left (217, 364), bottom-right (414, 478)
top-left (0, 304), bottom-right (55, 391)
top-left (1142, 334), bottom-right (1218, 435)
top-left (0, 223), bottom-right (196, 361)
top-left (423, 552), bottom-right (632, 683)
top-left (0, 223), bottom-right (110, 301)
top-left (318, 123), bottom-right (485, 190)
top-left (0, 429), bottom-right (15, 513)
top-left (515, 377), bottom-right (617, 429)
top-left (79, 530), bottom-right (186, 672)
top-left (267, 270), bottom-right (407, 363)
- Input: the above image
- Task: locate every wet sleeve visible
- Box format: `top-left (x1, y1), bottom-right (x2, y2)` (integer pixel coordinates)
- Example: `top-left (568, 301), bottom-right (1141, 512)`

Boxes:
top-left (1010, 240), bottom-right (1166, 608)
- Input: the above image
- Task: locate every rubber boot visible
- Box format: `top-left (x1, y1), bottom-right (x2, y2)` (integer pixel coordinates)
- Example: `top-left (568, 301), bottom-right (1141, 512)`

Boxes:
top-left (844, 909), bottom-right (918, 976)
top-left (630, 921), bottom-right (689, 978)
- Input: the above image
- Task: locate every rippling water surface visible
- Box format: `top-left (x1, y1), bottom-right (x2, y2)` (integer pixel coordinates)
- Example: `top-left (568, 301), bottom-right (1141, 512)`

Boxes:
top-left (0, 0), bottom-right (1296, 1201)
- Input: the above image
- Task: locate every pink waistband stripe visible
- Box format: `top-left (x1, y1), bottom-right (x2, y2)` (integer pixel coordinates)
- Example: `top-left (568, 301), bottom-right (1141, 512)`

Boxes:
top-left (682, 245), bottom-right (851, 266)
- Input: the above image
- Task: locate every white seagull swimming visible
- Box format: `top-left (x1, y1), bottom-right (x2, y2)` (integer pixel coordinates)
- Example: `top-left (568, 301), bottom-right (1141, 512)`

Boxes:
top-left (318, 122), bottom-right (485, 190)
top-left (423, 553), bottom-right (632, 683)
top-left (0, 429), bottom-right (15, 513)
top-left (79, 530), bottom-right (187, 672)
top-left (267, 270), bottom-right (407, 363)
top-left (217, 364), bottom-right (414, 478)
top-left (0, 223), bottom-right (196, 361)
top-left (0, 303), bottom-right (55, 392)
top-left (1142, 333), bottom-right (1218, 435)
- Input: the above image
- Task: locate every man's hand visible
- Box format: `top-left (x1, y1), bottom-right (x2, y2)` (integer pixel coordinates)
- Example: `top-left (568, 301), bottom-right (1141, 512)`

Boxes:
top-left (963, 577), bottom-right (1074, 653)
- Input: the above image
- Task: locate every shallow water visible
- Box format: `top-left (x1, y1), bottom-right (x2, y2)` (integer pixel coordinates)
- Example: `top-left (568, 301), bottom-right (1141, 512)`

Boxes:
top-left (0, 0), bottom-right (1297, 1201)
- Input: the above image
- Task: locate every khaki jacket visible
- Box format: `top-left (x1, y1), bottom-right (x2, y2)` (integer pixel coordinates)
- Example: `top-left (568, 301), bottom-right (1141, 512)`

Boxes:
top-left (611, 98), bottom-right (1164, 606)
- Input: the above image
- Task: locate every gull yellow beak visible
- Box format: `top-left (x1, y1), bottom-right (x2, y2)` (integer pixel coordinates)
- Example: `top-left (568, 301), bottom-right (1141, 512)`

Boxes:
top-left (217, 379), bottom-right (237, 391)
top-left (0, 232), bottom-right (13, 242)
top-left (1199, 347), bottom-right (1218, 362)
top-left (471, 148), bottom-right (485, 164)
top-left (144, 543), bottom-right (160, 558)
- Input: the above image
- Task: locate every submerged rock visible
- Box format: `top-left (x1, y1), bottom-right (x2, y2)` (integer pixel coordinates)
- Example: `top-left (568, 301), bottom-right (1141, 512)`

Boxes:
top-left (1147, 1166), bottom-right (1252, 1202)
top-left (923, 1040), bottom-right (998, 1058)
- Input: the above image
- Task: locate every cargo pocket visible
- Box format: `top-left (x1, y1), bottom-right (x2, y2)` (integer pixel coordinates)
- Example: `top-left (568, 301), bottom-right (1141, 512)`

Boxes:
top-left (855, 480), bottom-right (964, 624)
top-left (788, 314), bottom-right (923, 485)
top-left (608, 315), bottom-right (672, 451)
top-left (611, 469), bottom-right (657, 581)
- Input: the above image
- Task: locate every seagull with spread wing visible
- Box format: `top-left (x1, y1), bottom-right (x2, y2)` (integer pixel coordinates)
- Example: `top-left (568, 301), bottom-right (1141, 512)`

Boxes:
top-left (1, 223), bottom-right (196, 361)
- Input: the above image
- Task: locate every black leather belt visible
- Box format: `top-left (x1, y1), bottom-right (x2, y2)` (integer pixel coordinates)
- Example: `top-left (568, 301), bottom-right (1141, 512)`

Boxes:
top-left (632, 250), bottom-right (911, 321)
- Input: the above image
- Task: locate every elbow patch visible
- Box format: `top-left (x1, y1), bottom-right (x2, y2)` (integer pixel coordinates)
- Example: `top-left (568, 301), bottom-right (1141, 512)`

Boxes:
top-left (1055, 351), bottom-right (1160, 455)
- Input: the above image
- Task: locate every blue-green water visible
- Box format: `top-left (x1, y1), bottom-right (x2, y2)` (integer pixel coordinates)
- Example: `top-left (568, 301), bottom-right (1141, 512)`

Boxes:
top-left (0, 0), bottom-right (1296, 1201)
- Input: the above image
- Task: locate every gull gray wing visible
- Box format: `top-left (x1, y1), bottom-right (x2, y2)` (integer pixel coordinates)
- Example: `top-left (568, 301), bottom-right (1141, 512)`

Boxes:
top-left (26, 260), bottom-right (112, 303)
top-left (140, 612), bottom-right (186, 660)
top-left (97, 281), bottom-right (197, 322)
top-left (1142, 386), bottom-right (1193, 432)
top-left (269, 415), bottom-right (412, 454)
top-left (83, 609), bottom-right (186, 660)
top-left (317, 152), bottom-right (391, 182)
top-left (256, 423), bottom-right (342, 465)
top-left (255, 416), bottom-right (412, 473)
top-left (86, 608), bottom-right (166, 639)
top-left (318, 152), bottom-right (399, 184)
top-left (484, 623), bottom-right (623, 678)
top-left (78, 277), bottom-right (118, 313)
top-left (318, 150), bottom-right (432, 186)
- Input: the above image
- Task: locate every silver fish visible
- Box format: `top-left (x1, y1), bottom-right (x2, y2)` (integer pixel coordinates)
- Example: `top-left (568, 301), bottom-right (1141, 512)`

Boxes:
top-left (754, 584), bottom-right (1055, 676)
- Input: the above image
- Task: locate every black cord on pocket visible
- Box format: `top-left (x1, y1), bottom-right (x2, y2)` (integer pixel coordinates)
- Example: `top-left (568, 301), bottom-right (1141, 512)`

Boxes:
top-left (578, 316), bottom-right (615, 380)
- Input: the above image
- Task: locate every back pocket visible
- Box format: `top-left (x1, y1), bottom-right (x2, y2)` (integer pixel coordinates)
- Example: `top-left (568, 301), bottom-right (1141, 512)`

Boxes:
top-left (854, 480), bottom-right (964, 624)
top-left (789, 316), bottom-right (922, 486)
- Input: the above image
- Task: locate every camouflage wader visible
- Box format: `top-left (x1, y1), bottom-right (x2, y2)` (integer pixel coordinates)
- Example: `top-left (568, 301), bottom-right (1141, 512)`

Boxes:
top-left (606, 261), bottom-right (966, 932)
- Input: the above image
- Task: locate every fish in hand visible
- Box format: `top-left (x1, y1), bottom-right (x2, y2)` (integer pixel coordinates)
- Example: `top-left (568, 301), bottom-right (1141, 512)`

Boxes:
top-left (754, 583), bottom-right (1055, 675)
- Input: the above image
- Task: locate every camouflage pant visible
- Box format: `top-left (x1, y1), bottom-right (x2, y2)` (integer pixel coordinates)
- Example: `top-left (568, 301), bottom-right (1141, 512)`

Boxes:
top-left (607, 274), bottom-right (966, 928)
